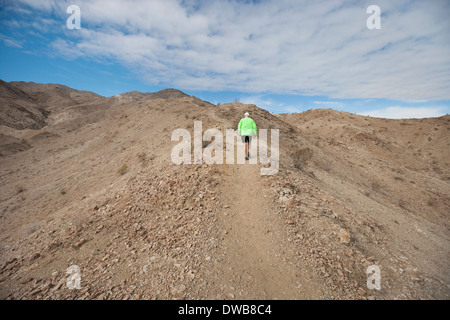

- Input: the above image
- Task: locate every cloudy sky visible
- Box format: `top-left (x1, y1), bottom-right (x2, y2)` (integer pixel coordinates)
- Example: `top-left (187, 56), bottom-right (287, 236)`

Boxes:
top-left (1, 0), bottom-right (449, 118)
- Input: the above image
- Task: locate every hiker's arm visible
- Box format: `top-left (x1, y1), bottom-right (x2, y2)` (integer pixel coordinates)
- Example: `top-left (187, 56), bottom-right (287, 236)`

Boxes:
top-left (238, 119), bottom-right (243, 136)
top-left (253, 120), bottom-right (257, 136)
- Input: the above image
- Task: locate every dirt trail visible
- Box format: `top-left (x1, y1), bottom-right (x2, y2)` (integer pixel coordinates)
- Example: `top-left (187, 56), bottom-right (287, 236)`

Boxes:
top-left (212, 158), bottom-right (323, 299)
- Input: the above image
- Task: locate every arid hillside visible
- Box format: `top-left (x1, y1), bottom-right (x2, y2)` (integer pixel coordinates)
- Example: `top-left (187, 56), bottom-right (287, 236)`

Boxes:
top-left (279, 109), bottom-right (449, 227)
top-left (0, 81), bottom-right (448, 300)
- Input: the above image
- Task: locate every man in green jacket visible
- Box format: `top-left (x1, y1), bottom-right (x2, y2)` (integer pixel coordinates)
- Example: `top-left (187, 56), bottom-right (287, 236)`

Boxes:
top-left (238, 112), bottom-right (257, 160)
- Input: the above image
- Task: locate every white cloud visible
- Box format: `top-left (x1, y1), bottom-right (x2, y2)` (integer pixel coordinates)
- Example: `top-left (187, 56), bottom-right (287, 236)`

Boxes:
top-left (13, 0), bottom-right (450, 100)
top-left (0, 35), bottom-right (23, 48)
top-left (358, 106), bottom-right (447, 119)
top-left (313, 101), bottom-right (344, 109)
top-left (240, 95), bottom-right (304, 113)
top-left (16, 0), bottom-right (57, 11)
top-left (241, 95), bottom-right (279, 108)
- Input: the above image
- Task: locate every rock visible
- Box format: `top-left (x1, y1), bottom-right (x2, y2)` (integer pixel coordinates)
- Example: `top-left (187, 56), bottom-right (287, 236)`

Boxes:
top-left (30, 287), bottom-right (42, 296)
top-left (288, 199), bottom-right (299, 207)
top-left (3, 257), bottom-right (17, 270)
top-left (73, 239), bottom-right (87, 248)
top-left (20, 277), bottom-right (34, 284)
top-left (170, 284), bottom-right (186, 295)
top-left (338, 228), bottom-right (351, 244)
top-left (30, 252), bottom-right (41, 262)
top-left (51, 278), bottom-right (65, 292)
top-left (358, 287), bottom-right (367, 296)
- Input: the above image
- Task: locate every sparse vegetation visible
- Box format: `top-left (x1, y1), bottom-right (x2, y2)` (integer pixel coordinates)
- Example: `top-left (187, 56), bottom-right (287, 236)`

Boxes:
top-left (371, 180), bottom-right (381, 192)
top-left (292, 147), bottom-right (313, 169)
top-left (427, 198), bottom-right (436, 207)
top-left (313, 158), bottom-right (331, 172)
top-left (137, 152), bottom-right (149, 167)
top-left (117, 164), bottom-right (128, 175)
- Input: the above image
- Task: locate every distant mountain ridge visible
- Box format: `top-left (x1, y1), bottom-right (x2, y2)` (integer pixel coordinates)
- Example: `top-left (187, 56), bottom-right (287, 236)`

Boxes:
top-left (116, 88), bottom-right (189, 99)
top-left (0, 80), bottom-right (190, 130)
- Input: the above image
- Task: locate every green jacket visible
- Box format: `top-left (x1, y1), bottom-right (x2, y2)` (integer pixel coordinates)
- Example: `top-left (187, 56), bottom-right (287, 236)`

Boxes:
top-left (238, 117), bottom-right (257, 136)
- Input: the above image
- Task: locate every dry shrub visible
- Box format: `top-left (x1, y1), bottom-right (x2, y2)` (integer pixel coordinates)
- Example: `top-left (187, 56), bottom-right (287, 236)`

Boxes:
top-left (16, 185), bottom-right (25, 194)
top-left (371, 180), bottom-right (382, 192)
top-left (293, 148), bottom-right (313, 169)
top-left (427, 198), bottom-right (436, 207)
top-left (313, 158), bottom-right (331, 172)
top-left (137, 152), bottom-right (149, 167)
top-left (117, 164), bottom-right (128, 175)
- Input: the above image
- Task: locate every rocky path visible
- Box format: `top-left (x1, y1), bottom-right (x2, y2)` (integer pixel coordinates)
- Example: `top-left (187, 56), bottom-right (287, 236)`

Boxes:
top-left (209, 159), bottom-right (323, 299)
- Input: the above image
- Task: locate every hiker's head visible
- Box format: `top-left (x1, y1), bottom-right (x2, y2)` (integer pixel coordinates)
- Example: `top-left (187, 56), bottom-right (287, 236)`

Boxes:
top-left (244, 112), bottom-right (249, 117)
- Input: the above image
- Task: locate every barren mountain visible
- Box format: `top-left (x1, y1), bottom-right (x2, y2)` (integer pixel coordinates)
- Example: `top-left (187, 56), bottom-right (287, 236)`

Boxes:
top-left (0, 80), bottom-right (49, 130)
top-left (0, 80), bottom-right (448, 300)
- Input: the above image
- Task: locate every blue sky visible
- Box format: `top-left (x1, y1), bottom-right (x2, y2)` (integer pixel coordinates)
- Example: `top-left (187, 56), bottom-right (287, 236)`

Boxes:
top-left (1, 0), bottom-right (449, 118)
